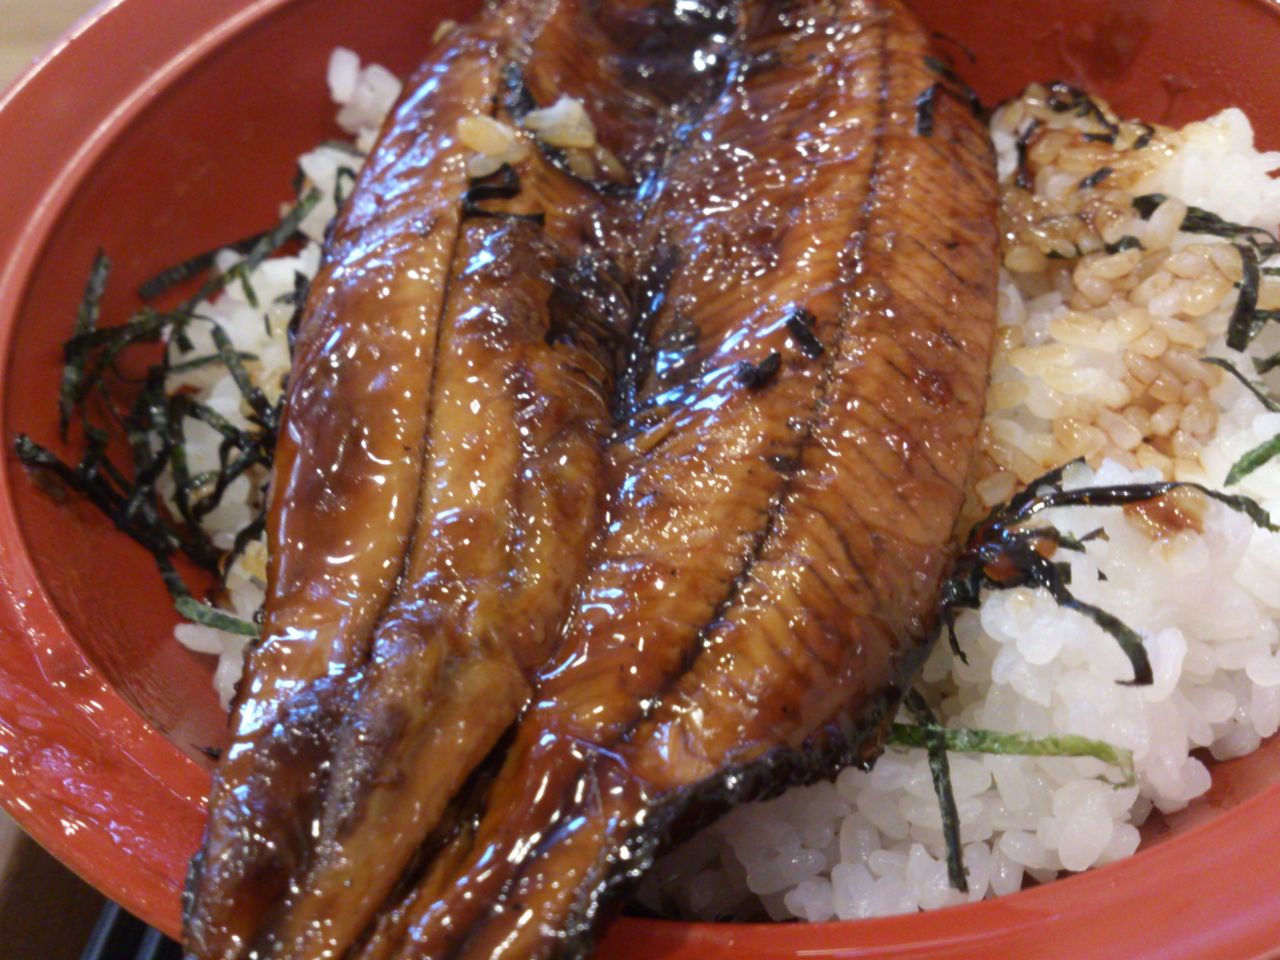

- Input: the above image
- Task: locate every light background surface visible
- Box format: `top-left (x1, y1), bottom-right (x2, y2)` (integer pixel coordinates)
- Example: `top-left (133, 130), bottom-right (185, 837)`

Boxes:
top-left (1, 0), bottom-right (101, 88)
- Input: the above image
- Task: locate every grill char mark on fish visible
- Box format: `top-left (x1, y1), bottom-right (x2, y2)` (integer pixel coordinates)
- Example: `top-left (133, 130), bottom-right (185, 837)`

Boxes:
top-left (183, 28), bottom-right (503, 959)
top-left (355, 2), bottom-right (997, 959)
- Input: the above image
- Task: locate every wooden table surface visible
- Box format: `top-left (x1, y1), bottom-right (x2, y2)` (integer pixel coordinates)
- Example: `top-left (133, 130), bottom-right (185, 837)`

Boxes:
top-left (0, 0), bottom-right (101, 90)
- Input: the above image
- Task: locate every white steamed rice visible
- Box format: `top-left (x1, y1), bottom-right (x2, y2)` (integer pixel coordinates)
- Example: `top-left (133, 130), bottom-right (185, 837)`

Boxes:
top-left (170, 57), bottom-right (1280, 921)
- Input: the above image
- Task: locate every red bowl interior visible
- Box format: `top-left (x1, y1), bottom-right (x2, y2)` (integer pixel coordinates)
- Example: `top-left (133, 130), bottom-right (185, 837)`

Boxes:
top-left (1, 0), bottom-right (1279, 956)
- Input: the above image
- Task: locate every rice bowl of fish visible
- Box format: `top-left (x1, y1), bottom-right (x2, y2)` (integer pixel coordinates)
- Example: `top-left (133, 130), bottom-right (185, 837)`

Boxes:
top-left (1, 1), bottom-right (1280, 958)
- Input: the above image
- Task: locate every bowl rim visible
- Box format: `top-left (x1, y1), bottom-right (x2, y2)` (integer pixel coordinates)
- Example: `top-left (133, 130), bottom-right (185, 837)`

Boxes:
top-left (1, 1), bottom-right (1279, 956)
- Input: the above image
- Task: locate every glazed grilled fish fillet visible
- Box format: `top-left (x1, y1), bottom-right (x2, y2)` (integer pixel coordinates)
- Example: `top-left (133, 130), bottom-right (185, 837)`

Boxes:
top-left (187, 0), bottom-right (997, 956)
top-left (185, 1), bottom-right (730, 958)
top-left (183, 25), bottom-right (501, 959)
top-left (355, 1), bottom-right (998, 958)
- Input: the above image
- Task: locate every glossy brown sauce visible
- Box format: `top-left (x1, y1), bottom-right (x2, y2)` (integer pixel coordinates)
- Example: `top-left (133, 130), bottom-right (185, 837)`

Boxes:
top-left (1123, 486), bottom-right (1207, 540)
top-left (187, 0), bottom-right (999, 958)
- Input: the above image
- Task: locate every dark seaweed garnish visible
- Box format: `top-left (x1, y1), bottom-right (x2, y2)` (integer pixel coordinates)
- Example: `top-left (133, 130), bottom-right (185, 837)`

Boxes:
top-left (1080, 167), bottom-right (1111, 189)
top-left (914, 75), bottom-right (987, 136)
top-left (501, 63), bottom-right (632, 196)
top-left (59, 250), bottom-right (111, 439)
top-left (1132, 193), bottom-right (1280, 253)
top-left (1045, 82), bottom-right (1119, 140)
top-left (921, 56), bottom-right (984, 118)
top-left (887, 719), bottom-right (1134, 891)
top-left (1078, 166), bottom-right (1114, 190)
top-left (1203, 357), bottom-right (1280, 413)
top-left (903, 690), bottom-right (967, 893)
top-left (1202, 357), bottom-right (1280, 484)
top-left (785, 307), bottom-right (824, 359)
top-left (1014, 119), bottom-right (1042, 191)
top-left (1103, 236), bottom-right (1143, 255)
top-left (942, 461), bottom-right (1278, 686)
top-left (136, 231), bottom-right (270, 302)
top-left (462, 164), bottom-right (545, 225)
top-left (1128, 196), bottom-right (1280, 353)
top-left (915, 83), bottom-right (940, 137)
top-left (1132, 123), bottom-right (1156, 150)
top-left (1228, 243), bottom-right (1264, 351)
top-left (735, 352), bottom-right (781, 389)
top-left (14, 190), bottom-right (320, 637)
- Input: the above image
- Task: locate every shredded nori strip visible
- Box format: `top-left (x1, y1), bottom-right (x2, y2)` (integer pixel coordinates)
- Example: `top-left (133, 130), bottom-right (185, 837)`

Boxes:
top-left (943, 462), bottom-right (1279, 689)
top-left (175, 596), bottom-right (258, 637)
top-left (735, 352), bottom-right (781, 389)
top-left (1078, 166), bottom-right (1114, 190)
top-left (903, 691), bottom-right (967, 893)
top-left (1203, 358), bottom-right (1280, 485)
top-left (921, 55), bottom-right (984, 117)
top-left (1228, 243), bottom-right (1264, 351)
top-left (785, 307), bottom-right (824, 359)
top-left (59, 250), bottom-right (111, 439)
top-left (1045, 81), bottom-right (1118, 139)
top-left (286, 270), bottom-right (311, 355)
top-left (1103, 236), bottom-right (1143, 255)
top-left (887, 725), bottom-right (1135, 787)
top-left (15, 192), bottom-right (320, 637)
top-left (1133, 194), bottom-right (1280, 252)
top-left (136, 231), bottom-right (269, 302)
top-left (1132, 122), bottom-right (1156, 150)
top-left (915, 83), bottom-right (939, 137)
top-left (1129, 196), bottom-right (1280, 353)
top-left (1225, 437), bottom-right (1280, 487)
top-left (1255, 350), bottom-right (1280, 376)
top-left (462, 164), bottom-right (545, 225)
top-left (1014, 119), bottom-right (1042, 191)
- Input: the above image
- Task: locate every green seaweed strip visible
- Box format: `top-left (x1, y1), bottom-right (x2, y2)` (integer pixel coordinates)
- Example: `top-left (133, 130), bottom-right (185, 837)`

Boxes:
top-left (887, 726), bottom-right (1135, 788)
top-left (174, 596), bottom-right (259, 637)
top-left (59, 251), bottom-right (111, 438)
top-left (170, 188), bottom-right (320, 326)
top-left (205, 323), bottom-right (274, 428)
top-left (1103, 236), bottom-right (1143, 255)
top-left (1198, 358), bottom-right (1280, 484)
top-left (904, 691), bottom-right (967, 893)
top-left (1226, 436), bottom-right (1280, 486)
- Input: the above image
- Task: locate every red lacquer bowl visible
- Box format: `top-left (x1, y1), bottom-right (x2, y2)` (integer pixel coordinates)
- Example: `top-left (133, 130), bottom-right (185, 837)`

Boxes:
top-left (1, 0), bottom-right (1279, 956)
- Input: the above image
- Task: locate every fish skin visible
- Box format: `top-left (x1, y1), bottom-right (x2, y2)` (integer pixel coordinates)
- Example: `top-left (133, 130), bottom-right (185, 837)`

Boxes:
top-left (371, 1), bottom-right (998, 958)
top-left (189, 0), bottom-right (997, 955)
top-left (187, 0), bottom-right (737, 954)
top-left (182, 24), bottom-right (505, 960)
top-left (255, 140), bottom-right (626, 960)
